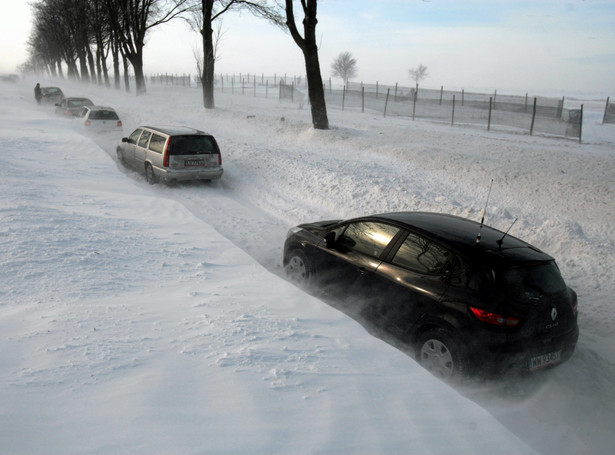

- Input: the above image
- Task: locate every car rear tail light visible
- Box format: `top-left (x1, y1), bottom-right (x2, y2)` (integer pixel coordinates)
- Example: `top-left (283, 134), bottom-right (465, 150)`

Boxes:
top-left (217, 152), bottom-right (222, 165)
top-left (162, 137), bottom-right (171, 167)
top-left (85, 120), bottom-right (91, 126)
top-left (117, 120), bottom-right (122, 127)
top-left (470, 306), bottom-right (522, 327)
top-left (571, 295), bottom-right (578, 317)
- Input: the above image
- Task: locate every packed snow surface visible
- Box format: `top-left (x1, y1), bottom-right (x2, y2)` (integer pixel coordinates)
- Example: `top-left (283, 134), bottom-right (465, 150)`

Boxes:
top-left (1, 79), bottom-right (614, 455)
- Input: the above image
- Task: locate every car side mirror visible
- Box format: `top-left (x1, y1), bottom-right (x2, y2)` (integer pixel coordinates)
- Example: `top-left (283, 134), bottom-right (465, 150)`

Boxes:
top-left (324, 232), bottom-right (336, 248)
top-left (121, 137), bottom-right (129, 142)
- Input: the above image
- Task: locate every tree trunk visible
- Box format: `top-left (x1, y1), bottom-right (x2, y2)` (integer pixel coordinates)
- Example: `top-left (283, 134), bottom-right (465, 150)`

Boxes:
top-left (200, 0), bottom-right (215, 109)
top-left (303, 44), bottom-right (328, 129)
top-left (112, 36), bottom-right (121, 90)
top-left (127, 50), bottom-right (146, 95)
top-left (122, 53), bottom-right (130, 93)
top-left (77, 49), bottom-right (90, 83)
top-left (285, 0), bottom-right (328, 129)
top-left (87, 46), bottom-right (98, 85)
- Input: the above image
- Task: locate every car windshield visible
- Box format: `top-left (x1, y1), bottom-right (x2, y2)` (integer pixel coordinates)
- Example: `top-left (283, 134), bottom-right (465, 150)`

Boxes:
top-left (498, 261), bottom-right (567, 298)
top-left (167, 135), bottom-right (216, 155)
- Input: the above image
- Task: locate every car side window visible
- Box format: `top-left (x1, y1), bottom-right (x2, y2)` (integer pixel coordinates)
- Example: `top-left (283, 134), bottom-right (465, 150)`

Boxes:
top-left (392, 232), bottom-right (451, 274)
top-left (128, 129), bottom-right (142, 145)
top-left (148, 134), bottom-right (166, 153)
top-left (138, 131), bottom-right (152, 148)
top-left (448, 255), bottom-right (470, 286)
top-left (338, 222), bottom-right (399, 258)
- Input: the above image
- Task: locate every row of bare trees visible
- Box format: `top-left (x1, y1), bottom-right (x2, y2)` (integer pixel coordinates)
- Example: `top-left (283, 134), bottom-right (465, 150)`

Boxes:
top-left (24, 0), bottom-right (329, 129)
top-left (25, 0), bottom-right (193, 94)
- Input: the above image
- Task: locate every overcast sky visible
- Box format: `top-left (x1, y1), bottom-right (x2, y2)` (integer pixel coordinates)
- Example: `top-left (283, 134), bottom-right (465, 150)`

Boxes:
top-left (2, 1), bottom-right (614, 96)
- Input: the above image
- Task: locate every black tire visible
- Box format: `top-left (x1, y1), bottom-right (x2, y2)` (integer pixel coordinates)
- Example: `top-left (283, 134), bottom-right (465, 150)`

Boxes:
top-left (116, 148), bottom-right (125, 165)
top-left (145, 163), bottom-right (157, 184)
top-left (416, 328), bottom-right (466, 381)
top-left (284, 249), bottom-right (313, 288)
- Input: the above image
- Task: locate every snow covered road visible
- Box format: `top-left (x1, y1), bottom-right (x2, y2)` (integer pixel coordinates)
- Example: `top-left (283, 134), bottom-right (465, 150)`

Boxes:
top-left (2, 79), bottom-right (614, 454)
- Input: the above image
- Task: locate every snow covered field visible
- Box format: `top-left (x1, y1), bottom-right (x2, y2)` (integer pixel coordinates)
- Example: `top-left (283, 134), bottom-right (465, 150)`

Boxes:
top-left (1, 78), bottom-right (614, 454)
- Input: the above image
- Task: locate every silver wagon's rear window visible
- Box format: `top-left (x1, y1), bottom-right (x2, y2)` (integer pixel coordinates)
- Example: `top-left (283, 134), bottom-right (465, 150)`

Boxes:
top-left (167, 135), bottom-right (217, 155)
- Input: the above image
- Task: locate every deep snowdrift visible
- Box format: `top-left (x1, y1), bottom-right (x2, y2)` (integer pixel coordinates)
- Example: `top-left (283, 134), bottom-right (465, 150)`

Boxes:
top-left (1, 78), bottom-right (614, 454)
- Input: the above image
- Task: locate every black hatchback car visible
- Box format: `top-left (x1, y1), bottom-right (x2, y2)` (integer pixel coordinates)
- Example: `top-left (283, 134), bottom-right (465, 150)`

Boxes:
top-left (283, 212), bottom-right (579, 380)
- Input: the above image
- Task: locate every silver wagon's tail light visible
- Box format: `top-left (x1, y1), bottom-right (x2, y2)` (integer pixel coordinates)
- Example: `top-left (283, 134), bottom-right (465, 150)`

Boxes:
top-left (162, 137), bottom-right (171, 167)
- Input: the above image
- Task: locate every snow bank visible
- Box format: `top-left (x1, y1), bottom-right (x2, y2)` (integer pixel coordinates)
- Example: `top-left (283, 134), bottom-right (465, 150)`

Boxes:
top-left (1, 77), bottom-right (614, 454)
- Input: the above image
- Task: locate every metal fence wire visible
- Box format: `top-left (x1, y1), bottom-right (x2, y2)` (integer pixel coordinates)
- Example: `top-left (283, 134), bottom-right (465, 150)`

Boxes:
top-left (332, 81), bottom-right (581, 140)
top-left (149, 73), bottom-right (586, 141)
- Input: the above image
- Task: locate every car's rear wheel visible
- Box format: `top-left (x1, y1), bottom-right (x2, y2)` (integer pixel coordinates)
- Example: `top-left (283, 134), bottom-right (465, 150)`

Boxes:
top-left (145, 164), bottom-right (157, 184)
top-left (417, 328), bottom-right (466, 381)
top-left (285, 249), bottom-right (312, 288)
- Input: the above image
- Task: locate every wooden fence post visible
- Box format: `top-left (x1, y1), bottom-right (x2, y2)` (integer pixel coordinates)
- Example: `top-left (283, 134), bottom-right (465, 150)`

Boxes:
top-left (488, 97), bottom-right (493, 131)
top-left (451, 95), bottom-right (456, 126)
top-left (579, 104), bottom-right (584, 144)
top-left (530, 97), bottom-right (537, 135)
top-left (384, 88), bottom-right (390, 117)
top-left (603, 96), bottom-right (610, 124)
top-left (362, 86), bottom-right (365, 113)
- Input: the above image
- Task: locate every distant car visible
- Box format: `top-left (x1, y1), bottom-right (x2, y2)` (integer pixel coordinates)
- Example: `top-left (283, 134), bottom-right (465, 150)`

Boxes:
top-left (116, 126), bottom-right (223, 184)
top-left (55, 97), bottom-right (94, 117)
top-left (283, 212), bottom-right (579, 380)
top-left (0, 74), bottom-right (19, 83)
top-left (76, 106), bottom-right (123, 133)
top-left (40, 86), bottom-right (64, 104)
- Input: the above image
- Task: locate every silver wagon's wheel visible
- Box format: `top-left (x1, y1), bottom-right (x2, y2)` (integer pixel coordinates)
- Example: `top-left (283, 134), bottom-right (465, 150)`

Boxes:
top-left (145, 164), bottom-right (157, 184)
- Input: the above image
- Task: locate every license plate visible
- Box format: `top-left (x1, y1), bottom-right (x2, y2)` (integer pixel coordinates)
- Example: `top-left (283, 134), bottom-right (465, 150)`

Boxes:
top-left (184, 159), bottom-right (204, 167)
top-left (529, 350), bottom-right (562, 371)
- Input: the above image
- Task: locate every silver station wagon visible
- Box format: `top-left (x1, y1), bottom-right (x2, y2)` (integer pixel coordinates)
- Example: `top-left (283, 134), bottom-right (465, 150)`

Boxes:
top-left (116, 126), bottom-right (223, 184)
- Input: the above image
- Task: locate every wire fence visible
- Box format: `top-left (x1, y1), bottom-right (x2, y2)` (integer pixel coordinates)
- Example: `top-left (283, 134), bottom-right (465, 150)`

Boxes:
top-left (148, 73), bottom-right (613, 143)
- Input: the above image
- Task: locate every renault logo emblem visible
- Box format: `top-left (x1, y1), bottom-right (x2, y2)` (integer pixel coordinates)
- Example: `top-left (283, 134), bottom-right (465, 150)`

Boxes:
top-left (551, 307), bottom-right (558, 321)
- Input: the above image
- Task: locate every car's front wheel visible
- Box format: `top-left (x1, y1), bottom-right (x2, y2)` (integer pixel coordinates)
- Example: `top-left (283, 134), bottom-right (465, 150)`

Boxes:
top-left (116, 148), bottom-right (125, 165)
top-left (417, 328), bottom-right (466, 381)
top-left (284, 249), bottom-right (313, 288)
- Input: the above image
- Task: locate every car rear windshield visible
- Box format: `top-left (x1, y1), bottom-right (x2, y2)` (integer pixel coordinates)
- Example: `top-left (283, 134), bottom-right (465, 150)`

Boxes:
top-left (89, 110), bottom-right (119, 120)
top-left (499, 261), bottom-right (567, 298)
top-left (68, 100), bottom-right (88, 107)
top-left (167, 135), bottom-right (217, 155)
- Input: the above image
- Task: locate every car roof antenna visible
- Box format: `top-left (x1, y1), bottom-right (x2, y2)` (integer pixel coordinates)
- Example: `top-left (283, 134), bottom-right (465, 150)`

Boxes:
top-left (497, 218), bottom-right (518, 248)
top-left (475, 179), bottom-right (494, 245)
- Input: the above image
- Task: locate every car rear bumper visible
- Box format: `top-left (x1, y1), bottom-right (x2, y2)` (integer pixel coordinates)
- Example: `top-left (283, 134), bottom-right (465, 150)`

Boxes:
top-left (465, 324), bottom-right (579, 377)
top-left (158, 167), bottom-right (223, 182)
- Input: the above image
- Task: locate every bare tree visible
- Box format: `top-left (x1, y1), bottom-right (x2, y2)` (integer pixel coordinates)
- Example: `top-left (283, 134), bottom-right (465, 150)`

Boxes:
top-left (330, 51), bottom-right (357, 86)
top-left (104, 0), bottom-right (192, 95)
top-left (188, 1), bottom-right (282, 109)
top-left (284, 0), bottom-right (329, 130)
top-left (409, 64), bottom-right (428, 86)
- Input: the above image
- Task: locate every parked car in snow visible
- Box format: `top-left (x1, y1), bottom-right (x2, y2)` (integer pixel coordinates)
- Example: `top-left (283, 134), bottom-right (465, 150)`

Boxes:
top-left (283, 211), bottom-right (579, 380)
top-left (76, 106), bottom-right (123, 134)
top-left (40, 86), bottom-right (64, 104)
top-left (55, 97), bottom-right (94, 117)
top-left (116, 126), bottom-right (223, 184)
